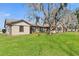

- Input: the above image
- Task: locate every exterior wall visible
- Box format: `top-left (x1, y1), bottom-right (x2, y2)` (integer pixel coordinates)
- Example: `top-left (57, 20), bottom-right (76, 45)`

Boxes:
top-left (5, 25), bottom-right (11, 35)
top-left (7, 22), bottom-right (30, 35)
top-left (11, 25), bottom-right (30, 35)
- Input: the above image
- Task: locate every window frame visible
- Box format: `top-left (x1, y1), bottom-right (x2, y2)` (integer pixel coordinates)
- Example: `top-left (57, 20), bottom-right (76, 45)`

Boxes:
top-left (19, 26), bottom-right (24, 32)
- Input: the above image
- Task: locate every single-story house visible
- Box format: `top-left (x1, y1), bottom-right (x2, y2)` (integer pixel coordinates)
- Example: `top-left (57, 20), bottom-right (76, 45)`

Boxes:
top-left (4, 19), bottom-right (49, 35)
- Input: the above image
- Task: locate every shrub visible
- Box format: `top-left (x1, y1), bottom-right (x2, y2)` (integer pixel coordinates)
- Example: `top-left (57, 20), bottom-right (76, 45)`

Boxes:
top-left (2, 29), bottom-right (6, 33)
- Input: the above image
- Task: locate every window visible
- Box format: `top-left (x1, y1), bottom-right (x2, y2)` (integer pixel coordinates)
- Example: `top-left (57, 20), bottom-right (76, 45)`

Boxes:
top-left (19, 26), bottom-right (24, 32)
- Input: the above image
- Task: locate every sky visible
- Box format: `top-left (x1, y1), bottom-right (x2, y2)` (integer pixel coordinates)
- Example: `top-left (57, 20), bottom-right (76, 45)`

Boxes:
top-left (0, 3), bottom-right (79, 29)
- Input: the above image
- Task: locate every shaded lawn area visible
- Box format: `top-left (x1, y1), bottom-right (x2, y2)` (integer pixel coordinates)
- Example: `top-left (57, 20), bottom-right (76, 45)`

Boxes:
top-left (0, 32), bottom-right (79, 56)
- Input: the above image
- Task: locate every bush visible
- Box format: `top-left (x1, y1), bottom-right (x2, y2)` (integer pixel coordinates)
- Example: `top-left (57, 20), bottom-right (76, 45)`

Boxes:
top-left (2, 29), bottom-right (6, 33)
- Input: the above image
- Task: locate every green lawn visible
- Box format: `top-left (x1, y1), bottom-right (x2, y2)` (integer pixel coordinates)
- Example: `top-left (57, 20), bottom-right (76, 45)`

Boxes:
top-left (0, 32), bottom-right (79, 56)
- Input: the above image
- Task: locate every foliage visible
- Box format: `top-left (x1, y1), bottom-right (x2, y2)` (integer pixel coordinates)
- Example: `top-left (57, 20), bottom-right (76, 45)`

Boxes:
top-left (2, 29), bottom-right (6, 33)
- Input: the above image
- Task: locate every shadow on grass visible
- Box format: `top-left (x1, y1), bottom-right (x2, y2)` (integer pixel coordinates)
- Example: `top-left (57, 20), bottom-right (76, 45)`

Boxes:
top-left (52, 38), bottom-right (78, 56)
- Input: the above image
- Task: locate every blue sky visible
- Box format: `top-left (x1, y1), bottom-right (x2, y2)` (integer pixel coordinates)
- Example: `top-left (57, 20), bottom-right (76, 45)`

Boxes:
top-left (0, 3), bottom-right (79, 29)
top-left (67, 3), bottom-right (79, 10)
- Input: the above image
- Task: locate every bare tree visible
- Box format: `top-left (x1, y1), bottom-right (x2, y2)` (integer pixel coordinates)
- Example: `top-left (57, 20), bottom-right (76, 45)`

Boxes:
top-left (27, 3), bottom-right (68, 34)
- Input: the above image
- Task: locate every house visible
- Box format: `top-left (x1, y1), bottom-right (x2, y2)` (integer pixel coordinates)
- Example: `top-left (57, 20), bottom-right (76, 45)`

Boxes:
top-left (4, 19), bottom-right (49, 35)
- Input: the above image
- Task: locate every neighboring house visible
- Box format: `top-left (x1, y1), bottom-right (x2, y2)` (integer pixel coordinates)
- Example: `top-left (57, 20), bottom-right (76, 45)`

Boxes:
top-left (4, 19), bottom-right (49, 35)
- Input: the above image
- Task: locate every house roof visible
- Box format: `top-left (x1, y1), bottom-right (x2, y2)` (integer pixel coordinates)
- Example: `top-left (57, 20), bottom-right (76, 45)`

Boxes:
top-left (31, 23), bottom-right (49, 27)
top-left (5, 19), bottom-right (32, 26)
top-left (4, 19), bottom-right (49, 28)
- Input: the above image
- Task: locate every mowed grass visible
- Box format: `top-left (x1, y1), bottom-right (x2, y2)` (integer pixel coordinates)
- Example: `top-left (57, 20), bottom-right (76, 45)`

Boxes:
top-left (0, 32), bottom-right (79, 56)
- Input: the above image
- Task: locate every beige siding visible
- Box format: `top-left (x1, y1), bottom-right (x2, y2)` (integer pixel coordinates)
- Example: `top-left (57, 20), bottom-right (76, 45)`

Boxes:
top-left (6, 25), bottom-right (11, 35)
top-left (11, 25), bottom-right (30, 35)
top-left (6, 21), bottom-right (30, 35)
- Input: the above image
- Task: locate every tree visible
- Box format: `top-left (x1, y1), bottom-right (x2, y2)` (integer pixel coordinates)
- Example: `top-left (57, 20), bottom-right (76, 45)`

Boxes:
top-left (27, 3), bottom-right (68, 34)
top-left (74, 8), bottom-right (79, 24)
top-left (71, 8), bottom-right (79, 31)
